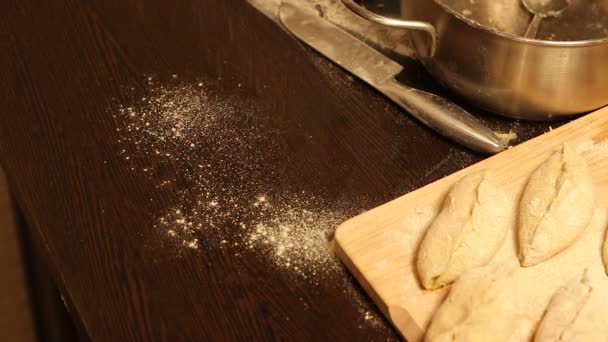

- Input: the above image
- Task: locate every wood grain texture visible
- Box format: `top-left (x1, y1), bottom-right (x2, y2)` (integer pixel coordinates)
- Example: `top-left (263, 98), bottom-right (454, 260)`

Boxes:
top-left (336, 106), bottom-right (608, 341)
top-left (0, 169), bottom-right (36, 342)
top-left (0, 0), bottom-right (555, 340)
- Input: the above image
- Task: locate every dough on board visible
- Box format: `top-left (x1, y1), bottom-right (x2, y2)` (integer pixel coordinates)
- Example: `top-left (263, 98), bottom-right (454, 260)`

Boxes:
top-left (519, 145), bottom-right (594, 267)
top-left (425, 262), bottom-right (518, 342)
top-left (535, 270), bottom-right (608, 341)
top-left (417, 170), bottom-right (510, 289)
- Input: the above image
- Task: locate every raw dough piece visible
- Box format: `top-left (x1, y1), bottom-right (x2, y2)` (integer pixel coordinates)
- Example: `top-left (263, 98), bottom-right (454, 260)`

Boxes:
top-left (534, 270), bottom-right (606, 342)
top-left (519, 145), bottom-right (594, 267)
top-left (417, 170), bottom-right (510, 289)
top-left (425, 262), bottom-right (518, 342)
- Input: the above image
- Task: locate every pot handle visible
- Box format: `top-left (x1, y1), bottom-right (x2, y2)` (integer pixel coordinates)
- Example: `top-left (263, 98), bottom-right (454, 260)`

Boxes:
top-left (340, 0), bottom-right (437, 57)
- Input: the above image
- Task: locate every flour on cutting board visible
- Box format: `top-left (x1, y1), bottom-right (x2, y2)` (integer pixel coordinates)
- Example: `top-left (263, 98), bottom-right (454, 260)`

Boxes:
top-left (575, 137), bottom-right (608, 157)
top-left (382, 206), bottom-right (436, 252)
top-left (377, 206), bottom-right (438, 296)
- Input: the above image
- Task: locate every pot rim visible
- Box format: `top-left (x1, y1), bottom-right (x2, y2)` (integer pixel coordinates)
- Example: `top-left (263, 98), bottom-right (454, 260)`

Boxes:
top-left (433, 0), bottom-right (608, 47)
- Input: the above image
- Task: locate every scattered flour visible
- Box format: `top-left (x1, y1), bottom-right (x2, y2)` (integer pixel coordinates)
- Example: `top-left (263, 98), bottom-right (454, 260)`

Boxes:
top-left (115, 75), bottom-right (387, 329)
top-left (246, 205), bottom-right (345, 278)
top-left (575, 138), bottom-right (608, 158)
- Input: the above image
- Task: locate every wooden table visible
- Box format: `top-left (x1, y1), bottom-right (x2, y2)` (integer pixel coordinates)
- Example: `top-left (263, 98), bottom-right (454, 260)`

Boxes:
top-left (0, 0), bottom-right (553, 340)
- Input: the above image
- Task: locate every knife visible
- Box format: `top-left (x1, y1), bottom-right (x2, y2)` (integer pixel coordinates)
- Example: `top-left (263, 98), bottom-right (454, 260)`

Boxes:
top-left (279, 2), bottom-right (505, 154)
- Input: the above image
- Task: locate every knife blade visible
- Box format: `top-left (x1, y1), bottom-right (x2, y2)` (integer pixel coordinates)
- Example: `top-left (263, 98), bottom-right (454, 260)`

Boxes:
top-left (279, 2), bottom-right (505, 154)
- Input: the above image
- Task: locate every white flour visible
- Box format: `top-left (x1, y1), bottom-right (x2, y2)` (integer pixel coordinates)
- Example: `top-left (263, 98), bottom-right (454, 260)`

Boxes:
top-left (575, 138), bottom-right (608, 158)
top-left (115, 76), bottom-right (387, 329)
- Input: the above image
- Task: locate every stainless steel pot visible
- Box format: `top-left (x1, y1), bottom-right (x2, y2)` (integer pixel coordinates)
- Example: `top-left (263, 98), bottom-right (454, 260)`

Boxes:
top-left (341, 0), bottom-right (608, 120)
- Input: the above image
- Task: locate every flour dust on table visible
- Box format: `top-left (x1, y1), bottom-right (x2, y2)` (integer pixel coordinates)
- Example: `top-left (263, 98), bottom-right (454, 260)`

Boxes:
top-left (115, 76), bottom-right (343, 269)
top-left (114, 75), bottom-right (385, 329)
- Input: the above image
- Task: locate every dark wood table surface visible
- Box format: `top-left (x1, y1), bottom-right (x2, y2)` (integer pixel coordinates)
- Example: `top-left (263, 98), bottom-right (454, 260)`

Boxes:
top-left (1, 0), bottom-right (556, 340)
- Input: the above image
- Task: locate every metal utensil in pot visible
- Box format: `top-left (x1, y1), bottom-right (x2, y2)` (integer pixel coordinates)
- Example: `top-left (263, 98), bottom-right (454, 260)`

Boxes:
top-left (521, 0), bottom-right (570, 38)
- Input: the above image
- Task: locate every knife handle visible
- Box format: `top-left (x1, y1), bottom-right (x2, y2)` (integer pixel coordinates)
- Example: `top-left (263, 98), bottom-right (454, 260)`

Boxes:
top-left (376, 78), bottom-right (505, 154)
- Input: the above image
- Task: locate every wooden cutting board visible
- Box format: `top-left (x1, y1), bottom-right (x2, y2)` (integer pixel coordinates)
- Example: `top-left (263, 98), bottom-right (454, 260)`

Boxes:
top-left (335, 106), bottom-right (608, 341)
